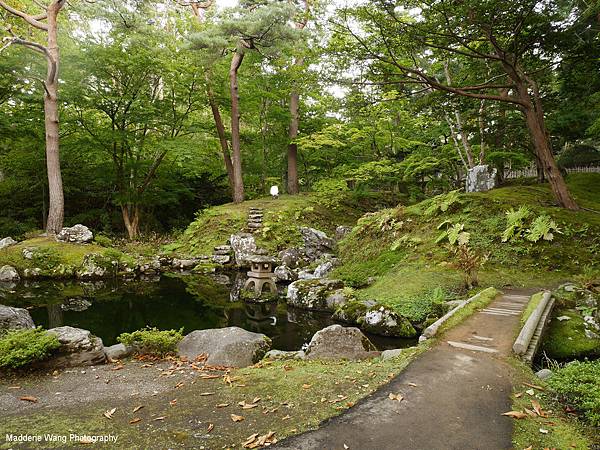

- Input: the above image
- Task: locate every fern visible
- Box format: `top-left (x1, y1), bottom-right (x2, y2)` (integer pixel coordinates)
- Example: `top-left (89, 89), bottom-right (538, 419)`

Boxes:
top-left (501, 206), bottom-right (531, 242)
top-left (526, 215), bottom-right (560, 242)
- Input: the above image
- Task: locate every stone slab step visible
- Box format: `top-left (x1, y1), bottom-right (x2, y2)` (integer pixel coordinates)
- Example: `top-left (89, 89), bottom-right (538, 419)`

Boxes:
top-left (447, 341), bottom-right (498, 353)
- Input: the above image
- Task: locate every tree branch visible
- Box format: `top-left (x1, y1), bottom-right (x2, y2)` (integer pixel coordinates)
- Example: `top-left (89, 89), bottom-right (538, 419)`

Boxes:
top-left (0, 0), bottom-right (49, 30)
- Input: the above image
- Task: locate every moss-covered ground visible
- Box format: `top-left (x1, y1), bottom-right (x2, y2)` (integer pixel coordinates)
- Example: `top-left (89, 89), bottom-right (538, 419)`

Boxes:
top-left (333, 174), bottom-right (600, 324)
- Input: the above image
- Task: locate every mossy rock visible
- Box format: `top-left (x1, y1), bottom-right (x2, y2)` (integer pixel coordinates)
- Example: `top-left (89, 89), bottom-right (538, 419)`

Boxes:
top-left (334, 300), bottom-right (417, 338)
top-left (541, 309), bottom-right (600, 360)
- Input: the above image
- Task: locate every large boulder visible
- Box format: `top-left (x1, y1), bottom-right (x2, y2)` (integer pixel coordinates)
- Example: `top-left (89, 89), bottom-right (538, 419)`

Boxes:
top-left (42, 326), bottom-right (107, 368)
top-left (304, 325), bottom-right (379, 360)
top-left (0, 237), bottom-right (17, 250)
top-left (104, 343), bottom-right (134, 361)
top-left (278, 248), bottom-right (308, 269)
top-left (177, 327), bottom-right (271, 368)
top-left (230, 233), bottom-right (257, 267)
top-left (465, 164), bottom-right (497, 193)
top-left (286, 279), bottom-right (347, 311)
top-left (334, 300), bottom-right (417, 338)
top-left (299, 227), bottom-right (336, 260)
top-left (56, 224), bottom-right (94, 244)
top-left (0, 265), bottom-right (20, 282)
top-left (0, 305), bottom-right (35, 331)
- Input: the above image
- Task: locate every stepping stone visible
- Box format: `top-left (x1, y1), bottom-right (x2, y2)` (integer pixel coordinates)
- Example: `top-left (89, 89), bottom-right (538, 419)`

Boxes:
top-left (447, 341), bottom-right (498, 353)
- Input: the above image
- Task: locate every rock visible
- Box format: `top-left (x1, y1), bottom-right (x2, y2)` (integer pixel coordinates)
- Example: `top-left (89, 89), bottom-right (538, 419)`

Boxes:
top-left (76, 254), bottom-right (109, 279)
top-left (56, 224), bottom-right (93, 244)
top-left (23, 268), bottom-right (42, 279)
top-left (381, 348), bottom-right (405, 361)
top-left (278, 248), bottom-right (308, 269)
top-left (535, 368), bottom-right (553, 380)
top-left (61, 298), bottom-right (92, 312)
top-left (172, 258), bottom-right (198, 270)
top-left (212, 254), bottom-right (231, 265)
top-left (0, 237), bottom-right (17, 250)
top-left (274, 265), bottom-right (297, 283)
top-left (213, 245), bottom-right (232, 256)
top-left (286, 279), bottom-right (346, 311)
top-left (334, 300), bottom-right (417, 338)
top-left (264, 349), bottom-right (305, 361)
top-left (556, 316), bottom-right (571, 322)
top-left (22, 248), bottom-right (35, 259)
top-left (304, 325), bottom-right (379, 360)
top-left (465, 164), bottom-right (497, 193)
top-left (43, 326), bottom-right (107, 368)
top-left (177, 326), bottom-right (272, 368)
top-left (313, 259), bottom-right (338, 278)
top-left (104, 343), bottom-right (133, 361)
top-left (230, 233), bottom-right (257, 267)
top-left (0, 304), bottom-right (35, 331)
top-left (139, 258), bottom-right (162, 274)
top-left (297, 269), bottom-right (317, 280)
top-left (299, 227), bottom-right (336, 260)
top-left (335, 225), bottom-right (353, 241)
top-left (0, 265), bottom-right (20, 282)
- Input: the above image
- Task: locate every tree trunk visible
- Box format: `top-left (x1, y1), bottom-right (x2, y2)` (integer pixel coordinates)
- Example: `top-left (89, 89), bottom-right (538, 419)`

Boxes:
top-left (522, 105), bottom-right (577, 209)
top-left (44, 4), bottom-right (64, 234)
top-left (121, 204), bottom-right (140, 240)
top-left (206, 74), bottom-right (234, 190)
top-left (229, 51), bottom-right (245, 203)
top-left (287, 88), bottom-right (300, 195)
top-left (477, 99), bottom-right (486, 164)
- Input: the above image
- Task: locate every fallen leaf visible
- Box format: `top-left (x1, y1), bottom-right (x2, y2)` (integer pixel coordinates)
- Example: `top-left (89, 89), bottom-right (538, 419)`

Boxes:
top-left (252, 397), bottom-right (261, 404)
top-left (111, 365), bottom-right (124, 371)
top-left (8, 386), bottom-right (21, 390)
top-left (129, 418), bottom-right (141, 424)
top-left (514, 392), bottom-right (523, 398)
top-left (344, 445), bottom-right (349, 449)
top-left (282, 415), bottom-right (291, 420)
top-left (408, 382), bottom-right (418, 387)
top-left (523, 447), bottom-right (532, 450)
top-left (531, 399), bottom-right (546, 417)
top-left (239, 401), bottom-right (258, 409)
top-left (302, 384), bottom-right (312, 389)
top-left (170, 399), bottom-right (177, 407)
top-left (231, 414), bottom-right (245, 422)
top-left (175, 381), bottom-right (184, 389)
top-left (199, 392), bottom-right (214, 396)
top-left (132, 405), bottom-right (144, 413)
top-left (525, 389), bottom-right (535, 396)
top-left (216, 403), bottom-right (230, 408)
top-left (207, 423), bottom-right (214, 433)
top-left (502, 411), bottom-right (528, 419)
top-left (103, 408), bottom-right (116, 419)
top-left (19, 396), bottom-right (38, 403)
top-left (153, 416), bottom-right (166, 421)
top-left (539, 428), bottom-right (549, 434)
top-left (523, 382), bottom-right (545, 391)
top-left (199, 374), bottom-right (220, 379)
top-left (388, 393), bottom-right (403, 401)
top-left (242, 433), bottom-right (259, 447)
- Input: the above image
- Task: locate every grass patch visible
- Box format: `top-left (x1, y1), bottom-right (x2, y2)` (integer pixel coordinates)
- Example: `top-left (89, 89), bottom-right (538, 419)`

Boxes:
top-left (0, 328), bottom-right (60, 369)
top-left (117, 327), bottom-right (184, 356)
top-left (509, 358), bottom-right (595, 450)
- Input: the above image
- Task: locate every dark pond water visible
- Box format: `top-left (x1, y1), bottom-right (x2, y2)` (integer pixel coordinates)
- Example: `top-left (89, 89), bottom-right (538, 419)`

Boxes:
top-left (0, 274), bottom-right (415, 351)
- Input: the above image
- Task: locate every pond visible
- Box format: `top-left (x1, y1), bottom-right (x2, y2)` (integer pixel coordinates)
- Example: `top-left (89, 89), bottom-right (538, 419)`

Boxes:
top-left (0, 274), bottom-right (416, 351)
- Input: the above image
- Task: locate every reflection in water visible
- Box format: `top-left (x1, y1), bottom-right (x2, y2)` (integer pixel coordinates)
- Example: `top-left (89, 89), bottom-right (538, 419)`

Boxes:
top-left (0, 275), bottom-right (416, 351)
top-left (47, 304), bottom-right (64, 328)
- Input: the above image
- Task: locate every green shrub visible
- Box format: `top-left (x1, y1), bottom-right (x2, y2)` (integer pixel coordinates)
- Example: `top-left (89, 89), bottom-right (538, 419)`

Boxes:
top-left (118, 327), bottom-right (184, 356)
top-left (0, 327), bottom-right (61, 369)
top-left (548, 360), bottom-right (600, 426)
top-left (93, 234), bottom-right (113, 247)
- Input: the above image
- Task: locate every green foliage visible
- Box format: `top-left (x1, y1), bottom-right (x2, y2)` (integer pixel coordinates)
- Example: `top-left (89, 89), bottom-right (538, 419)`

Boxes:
top-left (0, 328), bottom-right (60, 369)
top-left (542, 309), bottom-right (600, 360)
top-left (93, 234), bottom-right (113, 248)
top-left (312, 178), bottom-right (350, 210)
top-left (117, 327), bottom-right (184, 356)
top-left (526, 215), bottom-right (560, 242)
top-left (548, 361), bottom-right (600, 426)
top-left (423, 190), bottom-right (463, 217)
top-left (501, 206), bottom-right (531, 242)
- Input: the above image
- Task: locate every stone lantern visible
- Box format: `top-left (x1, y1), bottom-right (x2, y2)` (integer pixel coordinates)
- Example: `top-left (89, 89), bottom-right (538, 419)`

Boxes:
top-left (243, 255), bottom-right (277, 297)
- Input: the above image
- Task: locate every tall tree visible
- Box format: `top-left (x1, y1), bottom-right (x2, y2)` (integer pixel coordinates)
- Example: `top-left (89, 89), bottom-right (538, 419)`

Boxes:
top-left (338, 0), bottom-right (580, 209)
top-left (191, 0), bottom-right (297, 203)
top-left (287, 0), bottom-right (310, 195)
top-left (0, 0), bottom-right (66, 233)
